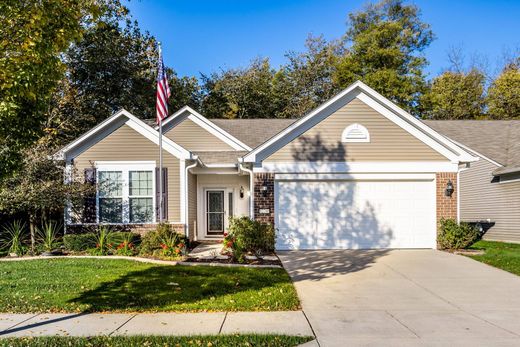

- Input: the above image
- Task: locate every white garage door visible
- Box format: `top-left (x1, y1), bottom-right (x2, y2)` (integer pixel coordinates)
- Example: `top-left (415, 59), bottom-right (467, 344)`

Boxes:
top-left (275, 179), bottom-right (436, 250)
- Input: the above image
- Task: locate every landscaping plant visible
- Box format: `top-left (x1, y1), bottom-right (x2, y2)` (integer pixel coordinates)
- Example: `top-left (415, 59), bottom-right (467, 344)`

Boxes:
top-left (438, 218), bottom-right (481, 250)
top-left (63, 233), bottom-right (97, 252)
top-left (89, 227), bottom-right (114, 255)
top-left (140, 223), bottom-right (187, 258)
top-left (224, 217), bottom-right (275, 262)
top-left (36, 221), bottom-right (61, 253)
top-left (0, 221), bottom-right (27, 256)
top-left (115, 232), bottom-right (137, 256)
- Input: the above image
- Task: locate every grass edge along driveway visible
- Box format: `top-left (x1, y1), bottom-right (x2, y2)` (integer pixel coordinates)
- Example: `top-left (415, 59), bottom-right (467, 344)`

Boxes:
top-left (0, 335), bottom-right (313, 347)
top-left (468, 240), bottom-right (520, 276)
top-left (0, 258), bottom-right (300, 313)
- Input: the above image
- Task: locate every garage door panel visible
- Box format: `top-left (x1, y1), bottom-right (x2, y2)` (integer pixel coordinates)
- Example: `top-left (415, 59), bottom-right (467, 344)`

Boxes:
top-left (275, 180), bottom-right (436, 250)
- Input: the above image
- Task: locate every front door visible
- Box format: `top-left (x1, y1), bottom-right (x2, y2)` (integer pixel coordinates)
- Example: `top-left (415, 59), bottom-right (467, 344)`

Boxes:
top-left (206, 190), bottom-right (225, 236)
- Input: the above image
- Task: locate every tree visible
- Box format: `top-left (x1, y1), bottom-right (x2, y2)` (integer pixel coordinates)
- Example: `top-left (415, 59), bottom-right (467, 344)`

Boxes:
top-left (333, 0), bottom-right (434, 115)
top-left (273, 35), bottom-right (343, 118)
top-left (420, 69), bottom-right (486, 119)
top-left (0, 144), bottom-right (93, 253)
top-left (201, 58), bottom-right (278, 119)
top-left (487, 61), bottom-right (520, 120)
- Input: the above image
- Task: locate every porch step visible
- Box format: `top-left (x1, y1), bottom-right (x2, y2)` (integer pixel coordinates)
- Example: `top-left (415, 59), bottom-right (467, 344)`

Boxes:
top-left (189, 243), bottom-right (224, 259)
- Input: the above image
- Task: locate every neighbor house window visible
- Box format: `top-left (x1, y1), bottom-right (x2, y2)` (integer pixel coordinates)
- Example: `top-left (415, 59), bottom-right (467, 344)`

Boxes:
top-left (96, 163), bottom-right (155, 224)
top-left (341, 123), bottom-right (370, 143)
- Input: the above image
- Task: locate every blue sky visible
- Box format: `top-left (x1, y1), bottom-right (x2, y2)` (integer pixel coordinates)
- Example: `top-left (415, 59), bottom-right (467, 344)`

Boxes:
top-left (126, 0), bottom-right (519, 79)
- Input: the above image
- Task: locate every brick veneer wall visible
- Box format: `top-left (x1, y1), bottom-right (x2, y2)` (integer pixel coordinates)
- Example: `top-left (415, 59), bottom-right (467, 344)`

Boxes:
top-left (66, 223), bottom-right (185, 235)
top-left (253, 173), bottom-right (275, 225)
top-left (436, 172), bottom-right (457, 226)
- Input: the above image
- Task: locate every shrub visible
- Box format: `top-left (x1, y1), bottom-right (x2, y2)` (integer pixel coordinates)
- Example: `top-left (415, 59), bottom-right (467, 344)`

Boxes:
top-left (139, 223), bottom-right (187, 258)
top-left (88, 226), bottom-right (114, 255)
top-left (36, 221), bottom-right (62, 253)
top-left (63, 233), bottom-right (96, 252)
top-left (438, 218), bottom-right (481, 250)
top-left (0, 221), bottom-right (27, 256)
top-left (224, 217), bottom-right (275, 261)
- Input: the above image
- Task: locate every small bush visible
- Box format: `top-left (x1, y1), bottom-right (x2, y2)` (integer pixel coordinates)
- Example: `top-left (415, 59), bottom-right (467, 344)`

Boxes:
top-left (224, 217), bottom-right (275, 261)
top-left (63, 233), bottom-right (96, 252)
top-left (113, 232), bottom-right (140, 256)
top-left (139, 223), bottom-right (187, 258)
top-left (438, 218), bottom-right (481, 250)
top-left (36, 221), bottom-right (62, 253)
top-left (0, 221), bottom-right (28, 256)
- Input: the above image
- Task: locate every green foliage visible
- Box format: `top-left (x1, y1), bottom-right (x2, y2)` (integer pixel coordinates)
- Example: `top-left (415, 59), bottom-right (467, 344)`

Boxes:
top-left (0, 0), bottom-right (105, 179)
top-left (36, 221), bottom-right (62, 252)
top-left (0, 221), bottom-right (27, 256)
top-left (469, 240), bottom-right (520, 276)
top-left (438, 218), bottom-right (480, 250)
top-left (139, 223), bottom-right (187, 257)
top-left (334, 0), bottom-right (433, 115)
top-left (0, 335), bottom-right (312, 347)
top-left (225, 217), bottom-right (275, 261)
top-left (63, 233), bottom-right (97, 252)
top-left (421, 69), bottom-right (486, 119)
top-left (88, 226), bottom-right (114, 255)
top-left (113, 232), bottom-right (138, 256)
top-left (487, 64), bottom-right (520, 120)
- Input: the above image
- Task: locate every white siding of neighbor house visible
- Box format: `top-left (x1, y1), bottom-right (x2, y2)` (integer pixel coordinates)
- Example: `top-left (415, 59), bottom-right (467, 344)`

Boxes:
top-left (460, 158), bottom-right (520, 243)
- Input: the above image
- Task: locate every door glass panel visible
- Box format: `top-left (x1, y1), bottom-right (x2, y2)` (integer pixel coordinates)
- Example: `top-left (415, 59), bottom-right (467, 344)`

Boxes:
top-left (228, 192), bottom-right (233, 218)
top-left (206, 191), bottom-right (224, 233)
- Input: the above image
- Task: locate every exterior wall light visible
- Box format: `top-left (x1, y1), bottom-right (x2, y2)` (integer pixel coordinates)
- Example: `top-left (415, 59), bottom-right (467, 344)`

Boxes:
top-left (445, 180), bottom-right (454, 197)
top-left (261, 178), bottom-right (268, 197)
top-left (239, 186), bottom-right (245, 199)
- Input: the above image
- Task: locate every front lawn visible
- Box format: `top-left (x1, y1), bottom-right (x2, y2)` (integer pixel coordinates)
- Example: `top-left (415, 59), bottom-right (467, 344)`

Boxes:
top-left (0, 259), bottom-right (299, 313)
top-left (0, 335), bottom-right (313, 347)
top-left (468, 240), bottom-right (520, 276)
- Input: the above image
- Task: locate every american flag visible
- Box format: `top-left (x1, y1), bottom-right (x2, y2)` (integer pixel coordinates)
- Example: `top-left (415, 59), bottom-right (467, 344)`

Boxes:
top-left (156, 50), bottom-right (170, 124)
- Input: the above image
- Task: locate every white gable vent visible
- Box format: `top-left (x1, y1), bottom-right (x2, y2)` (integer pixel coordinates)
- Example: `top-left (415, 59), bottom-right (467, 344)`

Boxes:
top-left (342, 123), bottom-right (370, 143)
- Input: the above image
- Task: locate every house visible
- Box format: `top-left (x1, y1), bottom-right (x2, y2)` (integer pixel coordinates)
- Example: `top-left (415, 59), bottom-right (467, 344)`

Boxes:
top-left (425, 120), bottom-right (520, 243)
top-left (56, 81), bottom-right (478, 250)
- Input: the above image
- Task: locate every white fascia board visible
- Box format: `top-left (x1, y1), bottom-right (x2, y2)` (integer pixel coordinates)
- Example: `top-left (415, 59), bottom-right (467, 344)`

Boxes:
top-left (162, 106), bottom-right (252, 151)
top-left (242, 80), bottom-right (478, 164)
top-left (254, 161), bottom-right (460, 173)
top-left (275, 173), bottom-right (436, 181)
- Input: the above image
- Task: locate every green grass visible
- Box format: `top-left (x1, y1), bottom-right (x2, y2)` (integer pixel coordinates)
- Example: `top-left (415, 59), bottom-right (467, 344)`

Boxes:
top-left (468, 240), bottom-right (520, 276)
top-left (0, 335), bottom-right (313, 347)
top-left (0, 258), bottom-right (299, 313)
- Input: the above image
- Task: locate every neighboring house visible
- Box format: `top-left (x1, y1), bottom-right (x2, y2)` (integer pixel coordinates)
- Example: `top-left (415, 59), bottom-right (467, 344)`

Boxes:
top-left (425, 120), bottom-right (520, 243)
top-left (56, 81), bottom-right (477, 250)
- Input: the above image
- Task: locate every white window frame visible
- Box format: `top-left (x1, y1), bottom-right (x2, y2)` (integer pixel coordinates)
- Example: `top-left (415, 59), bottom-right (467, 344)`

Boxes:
top-left (95, 161), bottom-right (156, 224)
top-left (342, 123), bottom-right (370, 143)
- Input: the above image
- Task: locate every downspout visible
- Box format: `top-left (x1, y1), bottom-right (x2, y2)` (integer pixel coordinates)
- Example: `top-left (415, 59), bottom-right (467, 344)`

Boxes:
top-left (457, 163), bottom-right (470, 224)
top-left (184, 156), bottom-right (199, 239)
top-left (239, 161), bottom-right (254, 220)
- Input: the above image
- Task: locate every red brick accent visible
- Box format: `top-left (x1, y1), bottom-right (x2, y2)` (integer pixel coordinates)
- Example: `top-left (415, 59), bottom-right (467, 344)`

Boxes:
top-left (66, 223), bottom-right (185, 235)
top-left (253, 173), bottom-right (275, 225)
top-left (436, 172), bottom-right (457, 228)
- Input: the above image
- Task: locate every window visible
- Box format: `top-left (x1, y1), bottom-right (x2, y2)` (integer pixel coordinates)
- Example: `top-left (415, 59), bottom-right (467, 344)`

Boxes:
top-left (129, 171), bottom-right (153, 223)
top-left (341, 123), bottom-right (370, 143)
top-left (98, 171), bottom-right (123, 223)
top-left (96, 163), bottom-right (155, 224)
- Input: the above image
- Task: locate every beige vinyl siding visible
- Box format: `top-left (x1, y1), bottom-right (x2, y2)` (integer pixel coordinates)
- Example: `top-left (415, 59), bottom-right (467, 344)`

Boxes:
top-left (266, 98), bottom-right (447, 162)
top-left (187, 172), bottom-right (197, 240)
top-left (74, 124), bottom-right (181, 221)
top-left (460, 158), bottom-right (520, 243)
top-left (165, 118), bottom-right (234, 151)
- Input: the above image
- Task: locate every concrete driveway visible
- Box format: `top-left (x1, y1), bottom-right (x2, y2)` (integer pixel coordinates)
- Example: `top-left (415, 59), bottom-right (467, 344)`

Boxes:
top-left (279, 250), bottom-right (520, 347)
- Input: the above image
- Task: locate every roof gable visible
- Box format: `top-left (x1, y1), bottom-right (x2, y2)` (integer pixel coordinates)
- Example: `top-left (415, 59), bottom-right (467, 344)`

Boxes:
top-left (56, 109), bottom-right (191, 161)
top-left (162, 106), bottom-right (252, 151)
top-left (242, 81), bottom-right (478, 164)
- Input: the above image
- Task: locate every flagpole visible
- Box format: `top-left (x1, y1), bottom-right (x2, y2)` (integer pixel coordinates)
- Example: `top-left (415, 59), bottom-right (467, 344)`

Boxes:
top-left (158, 43), bottom-right (163, 223)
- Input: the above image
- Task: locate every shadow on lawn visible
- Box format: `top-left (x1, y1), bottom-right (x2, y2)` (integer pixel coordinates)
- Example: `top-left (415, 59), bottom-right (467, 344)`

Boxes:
top-left (70, 265), bottom-right (288, 312)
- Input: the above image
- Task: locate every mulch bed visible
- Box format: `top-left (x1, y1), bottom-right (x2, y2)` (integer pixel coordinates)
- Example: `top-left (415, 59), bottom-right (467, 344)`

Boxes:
top-left (185, 256), bottom-right (282, 266)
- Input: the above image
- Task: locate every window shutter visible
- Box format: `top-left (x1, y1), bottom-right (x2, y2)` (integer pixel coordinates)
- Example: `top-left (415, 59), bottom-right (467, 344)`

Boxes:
top-left (155, 168), bottom-right (168, 221)
top-left (83, 168), bottom-right (97, 223)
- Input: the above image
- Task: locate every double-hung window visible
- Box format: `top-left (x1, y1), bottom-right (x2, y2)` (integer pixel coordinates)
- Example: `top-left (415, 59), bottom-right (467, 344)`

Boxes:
top-left (96, 162), bottom-right (156, 224)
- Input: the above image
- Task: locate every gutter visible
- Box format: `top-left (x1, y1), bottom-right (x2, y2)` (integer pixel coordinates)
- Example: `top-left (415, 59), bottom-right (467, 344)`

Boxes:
top-left (184, 156), bottom-right (199, 239)
top-left (238, 160), bottom-right (255, 219)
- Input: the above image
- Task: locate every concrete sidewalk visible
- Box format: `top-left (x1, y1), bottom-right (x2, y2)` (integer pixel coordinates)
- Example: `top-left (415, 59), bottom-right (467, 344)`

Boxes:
top-left (0, 311), bottom-right (313, 338)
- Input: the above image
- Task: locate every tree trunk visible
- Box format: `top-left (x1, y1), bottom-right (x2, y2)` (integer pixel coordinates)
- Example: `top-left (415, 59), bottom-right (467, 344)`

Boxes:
top-left (29, 213), bottom-right (36, 255)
